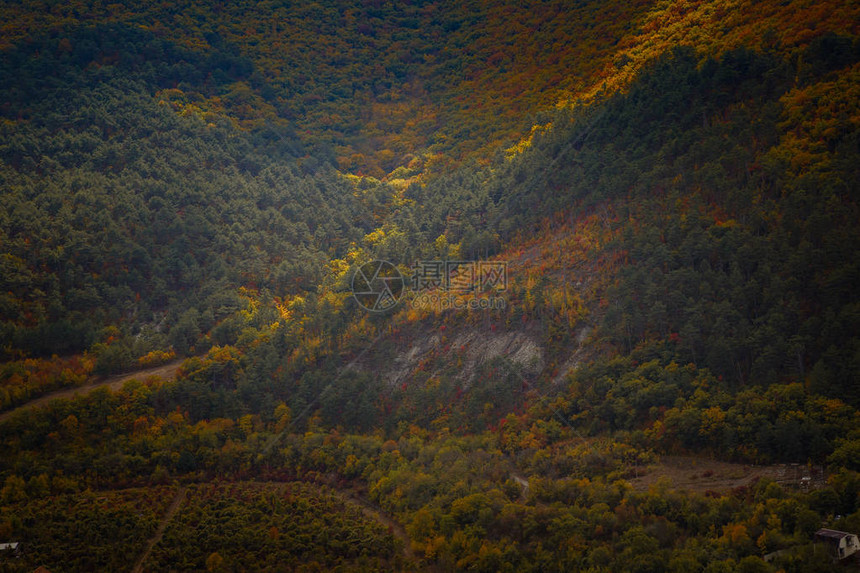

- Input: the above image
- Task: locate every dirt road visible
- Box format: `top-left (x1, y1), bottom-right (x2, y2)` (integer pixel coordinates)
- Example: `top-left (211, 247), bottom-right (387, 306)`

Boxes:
top-left (131, 487), bottom-right (188, 573)
top-left (0, 359), bottom-right (183, 424)
top-left (628, 455), bottom-right (827, 493)
top-left (338, 491), bottom-right (416, 560)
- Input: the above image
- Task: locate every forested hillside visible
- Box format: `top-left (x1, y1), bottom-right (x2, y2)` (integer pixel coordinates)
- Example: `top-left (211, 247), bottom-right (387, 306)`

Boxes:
top-left (0, 22), bottom-right (398, 363)
top-left (1, 0), bottom-right (860, 571)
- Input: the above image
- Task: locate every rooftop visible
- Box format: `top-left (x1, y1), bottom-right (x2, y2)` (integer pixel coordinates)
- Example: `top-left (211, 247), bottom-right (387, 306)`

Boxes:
top-left (815, 529), bottom-right (856, 540)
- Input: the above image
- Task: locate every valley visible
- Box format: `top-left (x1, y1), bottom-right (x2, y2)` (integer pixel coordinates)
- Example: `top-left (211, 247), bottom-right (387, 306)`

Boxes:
top-left (2, 0), bottom-right (860, 570)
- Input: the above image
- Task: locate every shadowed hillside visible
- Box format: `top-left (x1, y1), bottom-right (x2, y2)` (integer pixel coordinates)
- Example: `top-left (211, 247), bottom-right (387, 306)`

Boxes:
top-left (1, 1), bottom-right (860, 571)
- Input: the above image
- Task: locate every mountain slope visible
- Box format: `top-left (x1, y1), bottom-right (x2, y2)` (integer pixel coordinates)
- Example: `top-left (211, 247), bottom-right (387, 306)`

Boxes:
top-left (1, 2), bottom-right (860, 571)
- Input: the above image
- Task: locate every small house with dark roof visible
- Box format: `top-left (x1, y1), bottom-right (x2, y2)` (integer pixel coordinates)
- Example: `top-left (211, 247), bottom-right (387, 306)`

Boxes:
top-left (814, 528), bottom-right (859, 561)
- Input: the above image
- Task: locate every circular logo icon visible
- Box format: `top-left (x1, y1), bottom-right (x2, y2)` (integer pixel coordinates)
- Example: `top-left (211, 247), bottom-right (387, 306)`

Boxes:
top-left (351, 260), bottom-right (404, 312)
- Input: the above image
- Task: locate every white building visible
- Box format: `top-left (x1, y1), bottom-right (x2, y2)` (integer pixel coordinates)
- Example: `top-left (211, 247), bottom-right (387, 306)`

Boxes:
top-left (0, 541), bottom-right (20, 557)
top-left (814, 529), bottom-right (860, 561)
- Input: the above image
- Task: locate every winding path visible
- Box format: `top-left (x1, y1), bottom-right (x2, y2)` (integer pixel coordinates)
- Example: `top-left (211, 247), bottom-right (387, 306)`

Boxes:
top-left (132, 482), bottom-right (429, 572)
top-left (336, 491), bottom-right (416, 561)
top-left (131, 487), bottom-right (188, 573)
top-left (0, 359), bottom-right (183, 424)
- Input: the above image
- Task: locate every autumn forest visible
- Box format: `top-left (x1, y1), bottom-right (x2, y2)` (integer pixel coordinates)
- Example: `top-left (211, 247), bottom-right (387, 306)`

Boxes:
top-left (1, 0), bottom-right (860, 571)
